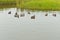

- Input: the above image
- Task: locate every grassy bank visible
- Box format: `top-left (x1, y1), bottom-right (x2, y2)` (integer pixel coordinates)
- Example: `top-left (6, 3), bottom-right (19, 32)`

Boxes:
top-left (0, 0), bottom-right (16, 8)
top-left (20, 0), bottom-right (60, 11)
top-left (0, 0), bottom-right (60, 11)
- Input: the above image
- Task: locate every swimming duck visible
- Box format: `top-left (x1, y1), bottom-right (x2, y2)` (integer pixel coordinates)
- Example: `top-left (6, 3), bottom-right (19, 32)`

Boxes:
top-left (20, 13), bottom-right (25, 17)
top-left (8, 11), bottom-right (11, 14)
top-left (31, 15), bottom-right (35, 19)
top-left (52, 14), bottom-right (56, 17)
top-left (45, 13), bottom-right (48, 16)
top-left (14, 12), bottom-right (19, 18)
top-left (28, 11), bottom-right (30, 14)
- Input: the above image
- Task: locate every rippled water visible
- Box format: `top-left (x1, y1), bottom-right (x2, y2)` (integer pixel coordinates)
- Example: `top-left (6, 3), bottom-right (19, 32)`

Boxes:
top-left (0, 8), bottom-right (60, 40)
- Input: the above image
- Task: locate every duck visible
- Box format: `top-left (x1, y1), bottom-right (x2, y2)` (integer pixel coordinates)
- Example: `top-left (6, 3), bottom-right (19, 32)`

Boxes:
top-left (52, 14), bottom-right (56, 17)
top-left (45, 13), bottom-right (48, 16)
top-left (31, 15), bottom-right (35, 19)
top-left (8, 11), bottom-right (11, 14)
top-left (20, 13), bottom-right (25, 17)
top-left (28, 11), bottom-right (30, 14)
top-left (14, 12), bottom-right (19, 18)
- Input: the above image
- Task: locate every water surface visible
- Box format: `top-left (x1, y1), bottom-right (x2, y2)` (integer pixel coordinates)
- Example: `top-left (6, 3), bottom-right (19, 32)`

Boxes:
top-left (0, 8), bottom-right (60, 40)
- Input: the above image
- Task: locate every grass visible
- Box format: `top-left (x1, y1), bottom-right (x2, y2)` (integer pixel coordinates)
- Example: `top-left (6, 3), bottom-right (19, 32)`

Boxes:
top-left (0, 0), bottom-right (60, 11)
top-left (20, 0), bottom-right (60, 11)
top-left (0, 0), bottom-right (16, 8)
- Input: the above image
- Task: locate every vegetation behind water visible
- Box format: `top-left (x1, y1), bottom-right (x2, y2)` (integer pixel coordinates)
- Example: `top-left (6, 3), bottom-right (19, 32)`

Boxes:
top-left (0, 0), bottom-right (60, 11)
top-left (20, 0), bottom-right (60, 11)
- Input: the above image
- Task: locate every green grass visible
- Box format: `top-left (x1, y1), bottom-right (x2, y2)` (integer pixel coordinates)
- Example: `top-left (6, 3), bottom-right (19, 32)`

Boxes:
top-left (0, 0), bottom-right (60, 11)
top-left (20, 0), bottom-right (60, 11)
top-left (0, 0), bottom-right (16, 8)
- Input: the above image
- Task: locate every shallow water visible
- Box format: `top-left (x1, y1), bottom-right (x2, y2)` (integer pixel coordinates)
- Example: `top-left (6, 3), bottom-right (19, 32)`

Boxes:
top-left (0, 8), bottom-right (60, 40)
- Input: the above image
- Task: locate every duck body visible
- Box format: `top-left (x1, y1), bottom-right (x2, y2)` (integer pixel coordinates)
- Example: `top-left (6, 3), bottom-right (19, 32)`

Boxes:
top-left (14, 12), bottom-right (19, 18)
top-left (31, 15), bottom-right (35, 19)
top-left (52, 14), bottom-right (56, 17)
top-left (8, 11), bottom-right (11, 14)
top-left (20, 13), bottom-right (25, 17)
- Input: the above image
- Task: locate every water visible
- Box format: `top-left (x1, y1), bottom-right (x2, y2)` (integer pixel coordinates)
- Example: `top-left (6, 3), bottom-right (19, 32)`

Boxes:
top-left (0, 8), bottom-right (60, 40)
